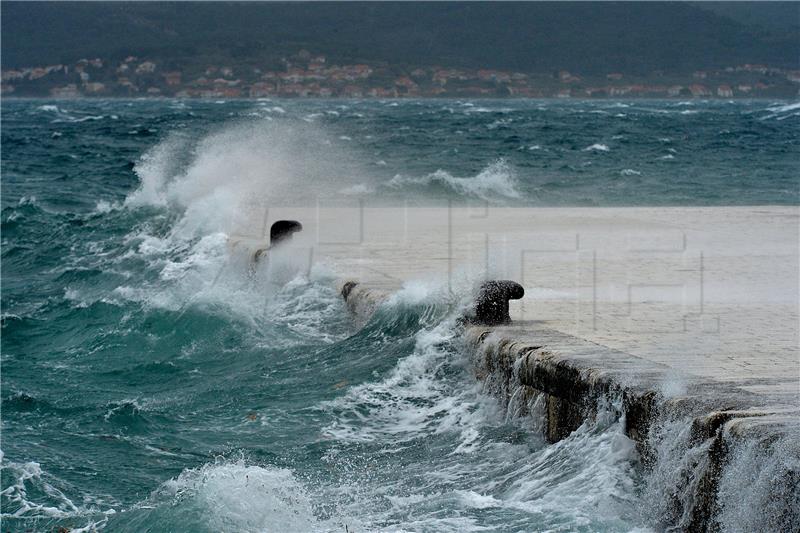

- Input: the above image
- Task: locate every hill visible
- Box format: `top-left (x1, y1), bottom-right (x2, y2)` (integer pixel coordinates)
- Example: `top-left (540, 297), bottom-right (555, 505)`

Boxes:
top-left (2, 1), bottom-right (798, 74)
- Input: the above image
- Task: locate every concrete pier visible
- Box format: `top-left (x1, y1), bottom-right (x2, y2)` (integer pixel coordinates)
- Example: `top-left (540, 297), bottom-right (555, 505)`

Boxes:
top-left (239, 205), bottom-right (799, 530)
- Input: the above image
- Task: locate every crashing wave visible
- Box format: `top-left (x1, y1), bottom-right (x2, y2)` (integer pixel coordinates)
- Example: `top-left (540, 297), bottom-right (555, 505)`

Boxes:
top-left (386, 159), bottom-right (522, 201)
top-left (583, 143), bottom-right (610, 152)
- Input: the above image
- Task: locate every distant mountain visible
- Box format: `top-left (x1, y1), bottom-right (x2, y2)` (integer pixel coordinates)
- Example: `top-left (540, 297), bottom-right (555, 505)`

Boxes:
top-left (2, 1), bottom-right (798, 74)
top-left (692, 1), bottom-right (800, 33)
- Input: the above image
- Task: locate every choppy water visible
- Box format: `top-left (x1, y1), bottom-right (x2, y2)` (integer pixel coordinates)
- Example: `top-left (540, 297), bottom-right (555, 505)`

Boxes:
top-left (2, 99), bottom-right (798, 532)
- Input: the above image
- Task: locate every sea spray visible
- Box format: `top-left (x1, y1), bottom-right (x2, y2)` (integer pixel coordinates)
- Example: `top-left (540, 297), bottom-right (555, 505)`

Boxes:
top-left (126, 119), bottom-right (370, 238)
top-left (640, 415), bottom-right (715, 529)
top-left (716, 430), bottom-right (800, 532)
top-left (464, 318), bottom-right (799, 531)
top-left (123, 459), bottom-right (338, 532)
top-left (638, 410), bottom-right (800, 531)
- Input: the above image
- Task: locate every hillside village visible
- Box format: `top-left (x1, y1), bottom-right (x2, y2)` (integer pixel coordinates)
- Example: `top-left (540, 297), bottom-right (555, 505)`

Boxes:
top-left (3, 50), bottom-right (799, 99)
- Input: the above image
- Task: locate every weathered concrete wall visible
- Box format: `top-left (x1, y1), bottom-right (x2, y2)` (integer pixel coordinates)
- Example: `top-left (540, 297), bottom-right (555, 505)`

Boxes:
top-left (463, 324), bottom-right (799, 531)
top-left (464, 326), bottom-right (657, 447)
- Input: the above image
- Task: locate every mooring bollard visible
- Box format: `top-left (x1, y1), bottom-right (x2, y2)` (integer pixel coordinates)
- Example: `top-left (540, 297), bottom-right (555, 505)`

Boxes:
top-left (341, 281), bottom-right (358, 300)
top-left (473, 280), bottom-right (524, 325)
top-left (252, 220), bottom-right (304, 263)
top-left (270, 220), bottom-right (303, 246)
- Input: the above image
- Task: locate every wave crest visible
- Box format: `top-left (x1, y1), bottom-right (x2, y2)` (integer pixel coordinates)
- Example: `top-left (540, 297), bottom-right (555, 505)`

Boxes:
top-left (387, 159), bottom-right (521, 201)
top-left (134, 459), bottom-right (337, 532)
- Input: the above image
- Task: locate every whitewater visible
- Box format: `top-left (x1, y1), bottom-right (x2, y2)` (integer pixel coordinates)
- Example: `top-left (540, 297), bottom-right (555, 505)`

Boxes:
top-left (2, 98), bottom-right (798, 532)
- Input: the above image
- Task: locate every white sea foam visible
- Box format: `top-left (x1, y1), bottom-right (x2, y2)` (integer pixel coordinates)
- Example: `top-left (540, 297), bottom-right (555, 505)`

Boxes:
top-left (157, 233), bottom-right (227, 281)
top-left (146, 459), bottom-right (343, 532)
top-left (140, 237), bottom-right (328, 321)
top-left (321, 313), bottom-right (494, 445)
top-left (0, 452), bottom-right (103, 521)
top-left (658, 370), bottom-right (689, 398)
top-left (387, 159), bottom-right (522, 201)
top-left (486, 118), bottom-right (513, 129)
top-left (583, 143), bottom-right (610, 152)
top-left (260, 265), bottom-right (348, 343)
top-left (94, 200), bottom-right (121, 213)
top-left (64, 287), bottom-right (91, 308)
top-left (762, 101), bottom-right (800, 121)
top-left (461, 490), bottom-right (504, 510)
top-left (114, 215), bottom-right (345, 345)
top-left (316, 279), bottom-right (646, 530)
top-left (500, 401), bottom-right (640, 524)
top-left (72, 115), bottom-right (106, 122)
top-left (620, 169), bottom-right (642, 176)
top-left (320, 278), bottom-right (492, 446)
top-left (767, 102), bottom-right (800, 114)
top-left (384, 279), bottom-right (455, 307)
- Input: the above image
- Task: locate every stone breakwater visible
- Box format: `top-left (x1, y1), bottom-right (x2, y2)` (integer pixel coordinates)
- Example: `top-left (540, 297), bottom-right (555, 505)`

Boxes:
top-left (336, 279), bottom-right (799, 532)
top-left (231, 205), bottom-right (797, 530)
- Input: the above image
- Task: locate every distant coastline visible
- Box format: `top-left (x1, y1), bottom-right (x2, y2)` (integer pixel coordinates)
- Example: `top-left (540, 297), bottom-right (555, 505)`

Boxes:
top-left (3, 52), bottom-right (799, 100)
top-left (5, 96), bottom-right (799, 101)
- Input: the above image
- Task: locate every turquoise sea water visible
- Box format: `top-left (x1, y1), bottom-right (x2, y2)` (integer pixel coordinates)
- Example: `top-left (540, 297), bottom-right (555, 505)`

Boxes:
top-left (2, 99), bottom-right (798, 532)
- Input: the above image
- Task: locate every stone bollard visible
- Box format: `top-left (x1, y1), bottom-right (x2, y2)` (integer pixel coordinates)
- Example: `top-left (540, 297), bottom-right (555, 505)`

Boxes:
top-left (270, 220), bottom-right (303, 246)
top-left (252, 220), bottom-right (303, 263)
top-left (341, 281), bottom-right (358, 300)
top-left (472, 280), bottom-right (524, 325)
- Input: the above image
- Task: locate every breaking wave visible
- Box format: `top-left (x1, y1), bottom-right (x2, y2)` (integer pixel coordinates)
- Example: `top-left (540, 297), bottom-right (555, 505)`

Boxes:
top-left (111, 459), bottom-right (342, 532)
top-left (125, 120), bottom-right (368, 236)
top-left (387, 159), bottom-right (522, 201)
top-left (313, 289), bottom-right (644, 531)
top-left (583, 143), bottom-right (611, 152)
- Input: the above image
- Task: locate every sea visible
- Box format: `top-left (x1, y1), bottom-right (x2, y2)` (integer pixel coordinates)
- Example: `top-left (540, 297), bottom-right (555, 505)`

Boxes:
top-left (2, 98), bottom-right (798, 532)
